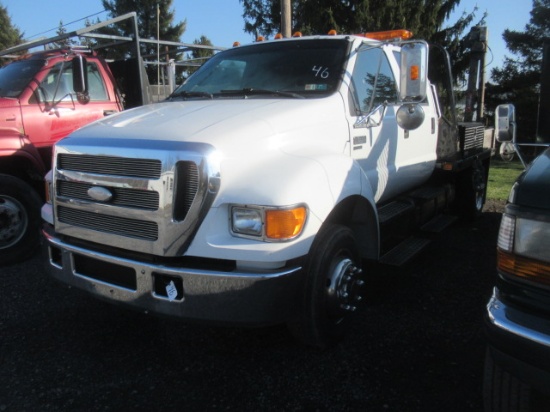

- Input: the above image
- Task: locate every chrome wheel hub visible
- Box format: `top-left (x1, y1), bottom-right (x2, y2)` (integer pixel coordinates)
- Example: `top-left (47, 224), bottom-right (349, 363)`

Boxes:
top-left (326, 258), bottom-right (365, 319)
top-left (0, 196), bottom-right (27, 248)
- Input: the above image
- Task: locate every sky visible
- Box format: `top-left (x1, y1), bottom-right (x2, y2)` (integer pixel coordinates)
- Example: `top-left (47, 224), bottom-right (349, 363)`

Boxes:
top-left (2, 0), bottom-right (534, 78)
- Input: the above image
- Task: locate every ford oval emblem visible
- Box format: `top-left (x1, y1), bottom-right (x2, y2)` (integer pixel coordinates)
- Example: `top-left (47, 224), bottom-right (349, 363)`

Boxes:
top-left (87, 186), bottom-right (113, 202)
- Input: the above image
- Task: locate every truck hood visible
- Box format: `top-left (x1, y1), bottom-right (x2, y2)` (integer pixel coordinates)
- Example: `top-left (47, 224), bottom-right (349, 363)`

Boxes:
top-left (0, 97), bottom-right (20, 108)
top-left (67, 96), bottom-right (348, 156)
top-left (512, 146), bottom-right (550, 209)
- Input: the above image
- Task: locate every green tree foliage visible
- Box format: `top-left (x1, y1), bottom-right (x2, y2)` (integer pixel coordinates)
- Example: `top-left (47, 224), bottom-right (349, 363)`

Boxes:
top-left (101, 0), bottom-right (186, 78)
top-left (99, 0), bottom-right (187, 87)
top-left (486, 0), bottom-right (550, 141)
top-left (54, 21), bottom-right (78, 49)
top-left (80, 18), bottom-right (102, 49)
top-left (0, 3), bottom-right (24, 53)
top-left (240, 0), bottom-right (484, 83)
top-left (186, 35), bottom-right (215, 76)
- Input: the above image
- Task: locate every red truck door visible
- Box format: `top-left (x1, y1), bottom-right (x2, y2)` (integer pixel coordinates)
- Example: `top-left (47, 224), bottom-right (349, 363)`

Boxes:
top-left (20, 58), bottom-right (120, 149)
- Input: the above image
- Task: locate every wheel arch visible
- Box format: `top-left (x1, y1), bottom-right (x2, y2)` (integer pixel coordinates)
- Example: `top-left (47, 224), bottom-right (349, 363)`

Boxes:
top-left (323, 195), bottom-right (379, 260)
top-left (0, 153), bottom-right (46, 197)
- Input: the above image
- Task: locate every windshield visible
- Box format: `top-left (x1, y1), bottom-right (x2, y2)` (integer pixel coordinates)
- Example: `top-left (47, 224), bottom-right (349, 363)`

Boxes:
top-left (0, 59), bottom-right (44, 98)
top-left (172, 39), bottom-right (349, 99)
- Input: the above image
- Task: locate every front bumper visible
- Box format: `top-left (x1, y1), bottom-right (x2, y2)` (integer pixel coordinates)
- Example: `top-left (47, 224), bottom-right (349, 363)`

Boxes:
top-left (485, 287), bottom-right (550, 393)
top-left (42, 226), bottom-right (305, 325)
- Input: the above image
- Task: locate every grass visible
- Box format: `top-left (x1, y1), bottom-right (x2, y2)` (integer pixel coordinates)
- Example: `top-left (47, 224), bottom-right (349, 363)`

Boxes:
top-left (487, 158), bottom-right (525, 200)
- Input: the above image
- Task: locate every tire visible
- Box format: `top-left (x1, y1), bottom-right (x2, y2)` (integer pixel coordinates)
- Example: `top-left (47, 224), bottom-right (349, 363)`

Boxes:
top-left (484, 347), bottom-right (550, 412)
top-left (288, 224), bottom-right (364, 348)
top-left (483, 348), bottom-right (531, 412)
top-left (456, 160), bottom-right (487, 221)
top-left (0, 175), bottom-right (43, 266)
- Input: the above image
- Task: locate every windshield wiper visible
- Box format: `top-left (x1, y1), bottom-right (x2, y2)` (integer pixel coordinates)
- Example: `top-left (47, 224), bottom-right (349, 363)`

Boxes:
top-left (220, 88), bottom-right (304, 99)
top-left (168, 90), bottom-right (213, 100)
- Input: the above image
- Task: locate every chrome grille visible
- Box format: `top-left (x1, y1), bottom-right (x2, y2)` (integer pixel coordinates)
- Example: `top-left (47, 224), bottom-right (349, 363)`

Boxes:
top-left (57, 181), bottom-right (159, 210)
top-left (174, 161), bottom-right (199, 221)
top-left (58, 154), bottom-right (162, 179)
top-left (53, 139), bottom-right (217, 256)
top-left (57, 206), bottom-right (158, 241)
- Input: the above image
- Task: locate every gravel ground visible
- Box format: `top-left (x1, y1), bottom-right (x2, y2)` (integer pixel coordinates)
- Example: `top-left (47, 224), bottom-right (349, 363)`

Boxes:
top-left (0, 202), bottom-right (504, 412)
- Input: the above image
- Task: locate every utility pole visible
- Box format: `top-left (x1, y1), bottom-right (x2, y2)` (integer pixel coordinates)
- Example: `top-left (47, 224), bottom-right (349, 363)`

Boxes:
top-left (464, 26), bottom-right (488, 122)
top-left (281, 0), bottom-right (291, 38)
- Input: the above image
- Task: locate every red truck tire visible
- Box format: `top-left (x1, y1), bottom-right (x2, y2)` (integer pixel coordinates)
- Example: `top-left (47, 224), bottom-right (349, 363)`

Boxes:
top-left (0, 174), bottom-right (42, 265)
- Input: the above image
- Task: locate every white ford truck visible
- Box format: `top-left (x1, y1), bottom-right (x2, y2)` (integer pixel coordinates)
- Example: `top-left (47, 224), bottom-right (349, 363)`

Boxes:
top-left (42, 30), bottom-right (492, 347)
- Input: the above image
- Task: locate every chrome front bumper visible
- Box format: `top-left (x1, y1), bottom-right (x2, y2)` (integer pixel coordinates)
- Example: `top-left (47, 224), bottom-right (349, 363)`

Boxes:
top-left (486, 288), bottom-right (550, 349)
top-left (43, 227), bottom-right (304, 325)
top-left (485, 287), bottom-right (550, 393)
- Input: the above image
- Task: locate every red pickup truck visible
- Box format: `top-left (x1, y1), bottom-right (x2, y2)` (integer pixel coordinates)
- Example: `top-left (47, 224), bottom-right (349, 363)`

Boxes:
top-left (0, 49), bottom-right (123, 265)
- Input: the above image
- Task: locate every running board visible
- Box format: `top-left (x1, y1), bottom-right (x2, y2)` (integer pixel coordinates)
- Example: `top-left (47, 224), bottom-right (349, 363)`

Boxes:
top-left (379, 236), bottom-right (432, 266)
top-left (378, 200), bottom-right (414, 224)
top-left (421, 214), bottom-right (458, 233)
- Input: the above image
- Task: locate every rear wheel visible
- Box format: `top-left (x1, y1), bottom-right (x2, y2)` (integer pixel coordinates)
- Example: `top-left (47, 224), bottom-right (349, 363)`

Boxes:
top-left (456, 160), bottom-right (487, 220)
top-left (0, 175), bottom-right (42, 265)
top-left (288, 224), bottom-right (365, 348)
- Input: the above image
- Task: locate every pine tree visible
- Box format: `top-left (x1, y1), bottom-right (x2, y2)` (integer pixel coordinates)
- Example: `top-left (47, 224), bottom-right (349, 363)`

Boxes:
top-left (186, 36), bottom-right (214, 76)
top-left (239, 0), bottom-right (483, 82)
top-left (0, 3), bottom-right (24, 52)
top-left (101, 0), bottom-right (186, 83)
top-left (53, 21), bottom-right (78, 49)
top-left (102, 0), bottom-right (186, 50)
top-left (101, 0), bottom-right (187, 59)
top-left (486, 0), bottom-right (550, 141)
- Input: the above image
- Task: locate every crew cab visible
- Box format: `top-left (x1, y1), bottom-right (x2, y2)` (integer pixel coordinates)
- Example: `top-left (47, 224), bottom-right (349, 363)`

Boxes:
top-left (42, 30), bottom-right (492, 347)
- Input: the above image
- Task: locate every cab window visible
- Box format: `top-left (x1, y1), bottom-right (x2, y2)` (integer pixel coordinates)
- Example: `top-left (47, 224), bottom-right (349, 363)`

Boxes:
top-left (351, 47), bottom-right (398, 114)
top-left (37, 61), bottom-right (108, 103)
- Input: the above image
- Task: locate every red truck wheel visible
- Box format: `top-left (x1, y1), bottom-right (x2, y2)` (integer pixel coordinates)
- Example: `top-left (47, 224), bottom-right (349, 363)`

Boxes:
top-left (289, 224), bottom-right (364, 348)
top-left (0, 175), bottom-right (42, 265)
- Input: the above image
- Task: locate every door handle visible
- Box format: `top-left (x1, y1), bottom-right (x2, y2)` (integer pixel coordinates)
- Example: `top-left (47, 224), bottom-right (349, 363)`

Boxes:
top-left (103, 110), bottom-right (117, 116)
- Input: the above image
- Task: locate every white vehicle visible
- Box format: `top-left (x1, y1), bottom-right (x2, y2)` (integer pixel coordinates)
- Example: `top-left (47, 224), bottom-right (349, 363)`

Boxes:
top-left (42, 30), bottom-right (492, 347)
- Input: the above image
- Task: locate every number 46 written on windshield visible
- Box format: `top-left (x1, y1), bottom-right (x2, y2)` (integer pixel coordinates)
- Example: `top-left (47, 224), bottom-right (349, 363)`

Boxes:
top-left (312, 66), bottom-right (329, 78)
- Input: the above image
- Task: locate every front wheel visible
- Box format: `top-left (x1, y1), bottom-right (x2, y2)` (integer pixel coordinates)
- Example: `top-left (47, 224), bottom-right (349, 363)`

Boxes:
top-left (0, 175), bottom-right (42, 265)
top-left (484, 348), bottom-right (550, 411)
top-left (288, 224), bottom-right (365, 348)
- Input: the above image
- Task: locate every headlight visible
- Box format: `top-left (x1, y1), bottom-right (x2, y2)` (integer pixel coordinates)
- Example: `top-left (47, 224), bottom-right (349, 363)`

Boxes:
top-left (497, 213), bottom-right (550, 285)
top-left (232, 207), bottom-right (263, 236)
top-left (514, 217), bottom-right (550, 262)
top-left (231, 204), bottom-right (307, 242)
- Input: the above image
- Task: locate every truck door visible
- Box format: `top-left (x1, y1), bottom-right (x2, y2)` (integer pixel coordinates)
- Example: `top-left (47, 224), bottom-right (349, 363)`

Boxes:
top-left (20, 60), bottom-right (120, 149)
top-left (347, 45), bottom-right (437, 203)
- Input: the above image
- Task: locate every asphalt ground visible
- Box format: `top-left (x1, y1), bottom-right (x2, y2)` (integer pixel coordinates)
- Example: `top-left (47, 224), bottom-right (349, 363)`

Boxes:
top-left (0, 208), bottom-right (502, 411)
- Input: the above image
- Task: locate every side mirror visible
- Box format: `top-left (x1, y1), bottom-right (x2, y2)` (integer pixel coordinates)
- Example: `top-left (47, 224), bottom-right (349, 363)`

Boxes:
top-left (396, 104), bottom-right (425, 130)
top-left (495, 104), bottom-right (516, 142)
top-left (72, 55), bottom-right (89, 95)
top-left (400, 42), bottom-right (428, 102)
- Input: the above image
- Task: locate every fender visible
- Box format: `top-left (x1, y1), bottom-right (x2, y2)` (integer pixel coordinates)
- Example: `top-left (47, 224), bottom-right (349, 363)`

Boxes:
top-left (187, 148), bottom-right (379, 263)
top-left (0, 133), bottom-right (47, 177)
